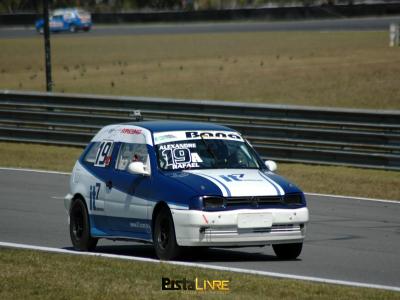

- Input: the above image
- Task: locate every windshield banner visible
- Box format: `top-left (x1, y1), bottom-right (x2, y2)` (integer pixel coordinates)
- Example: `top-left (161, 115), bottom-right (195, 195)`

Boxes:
top-left (154, 130), bottom-right (243, 145)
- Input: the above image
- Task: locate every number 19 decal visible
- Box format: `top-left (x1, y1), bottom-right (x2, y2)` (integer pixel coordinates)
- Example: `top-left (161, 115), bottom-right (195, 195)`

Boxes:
top-left (94, 140), bottom-right (114, 167)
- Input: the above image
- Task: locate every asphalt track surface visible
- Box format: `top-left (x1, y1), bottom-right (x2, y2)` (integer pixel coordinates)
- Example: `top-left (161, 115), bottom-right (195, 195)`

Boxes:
top-left (0, 168), bottom-right (399, 289)
top-left (1, 16), bottom-right (400, 39)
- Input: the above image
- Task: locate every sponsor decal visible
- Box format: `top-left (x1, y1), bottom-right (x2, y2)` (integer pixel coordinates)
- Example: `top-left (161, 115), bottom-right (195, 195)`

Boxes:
top-left (153, 130), bottom-right (243, 145)
top-left (158, 143), bottom-right (196, 150)
top-left (186, 131), bottom-right (241, 140)
top-left (105, 127), bottom-right (120, 139)
top-left (50, 21), bottom-right (63, 28)
top-left (121, 128), bottom-right (142, 135)
top-left (160, 143), bottom-right (202, 170)
top-left (219, 173), bottom-right (262, 182)
top-left (161, 277), bottom-right (230, 292)
top-left (129, 221), bottom-right (151, 230)
top-left (107, 128), bottom-right (116, 134)
top-left (154, 134), bottom-right (177, 143)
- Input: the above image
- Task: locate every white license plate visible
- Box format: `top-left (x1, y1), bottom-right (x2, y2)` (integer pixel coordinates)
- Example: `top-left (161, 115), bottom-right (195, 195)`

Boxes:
top-left (237, 213), bottom-right (273, 229)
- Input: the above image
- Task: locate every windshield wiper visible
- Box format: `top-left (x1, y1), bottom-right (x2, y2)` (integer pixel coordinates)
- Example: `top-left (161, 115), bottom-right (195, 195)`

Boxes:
top-left (199, 133), bottom-right (218, 167)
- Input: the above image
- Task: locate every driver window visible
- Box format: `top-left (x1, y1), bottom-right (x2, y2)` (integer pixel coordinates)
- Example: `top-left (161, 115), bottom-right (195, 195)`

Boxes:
top-left (116, 143), bottom-right (149, 171)
top-left (64, 12), bottom-right (73, 19)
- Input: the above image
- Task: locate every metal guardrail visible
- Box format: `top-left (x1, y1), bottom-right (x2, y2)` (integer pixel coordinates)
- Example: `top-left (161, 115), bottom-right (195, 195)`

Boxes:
top-left (1, 90), bottom-right (400, 170)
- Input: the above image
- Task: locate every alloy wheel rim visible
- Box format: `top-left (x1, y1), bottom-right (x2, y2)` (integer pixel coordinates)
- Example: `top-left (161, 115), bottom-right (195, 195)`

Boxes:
top-left (72, 210), bottom-right (84, 240)
top-left (158, 217), bottom-right (170, 250)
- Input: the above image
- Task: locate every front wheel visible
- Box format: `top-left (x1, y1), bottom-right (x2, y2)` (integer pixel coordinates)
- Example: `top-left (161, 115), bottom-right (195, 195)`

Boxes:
top-left (69, 198), bottom-right (98, 251)
top-left (272, 243), bottom-right (303, 260)
top-left (153, 207), bottom-right (181, 260)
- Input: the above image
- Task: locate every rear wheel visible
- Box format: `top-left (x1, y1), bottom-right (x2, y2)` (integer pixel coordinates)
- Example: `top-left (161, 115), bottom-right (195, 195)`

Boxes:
top-left (69, 198), bottom-right (98, 251)
top-left (272, 243), bottom-right (303, 260)
top-left (153, 207), bottom-right (181, 260)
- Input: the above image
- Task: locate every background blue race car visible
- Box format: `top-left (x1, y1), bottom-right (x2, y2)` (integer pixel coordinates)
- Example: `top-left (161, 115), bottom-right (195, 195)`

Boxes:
top-left (35, 8), bottom-right (92, 33)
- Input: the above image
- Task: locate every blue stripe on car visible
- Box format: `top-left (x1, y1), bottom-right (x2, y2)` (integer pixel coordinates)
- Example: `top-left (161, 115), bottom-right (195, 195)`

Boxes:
top-left (263, 171), bottom-right (302, 194)
top-left (258, 170), bottom-right (282, 196)
top-left (198, 173), bottom-right (232, 197)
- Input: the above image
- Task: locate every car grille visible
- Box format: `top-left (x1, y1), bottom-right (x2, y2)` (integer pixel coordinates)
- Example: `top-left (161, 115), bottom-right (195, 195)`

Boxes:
top-left (225, 196), bottom-right (282, 207)
top-left (225, 194), bottom-right (303, 207)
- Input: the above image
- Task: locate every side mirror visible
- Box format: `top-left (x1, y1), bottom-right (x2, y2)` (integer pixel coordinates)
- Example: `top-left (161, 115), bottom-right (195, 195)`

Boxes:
top-left (127, 161), bottom-right (150, 176)
top-left (265, 160), bottom-right (277, 172)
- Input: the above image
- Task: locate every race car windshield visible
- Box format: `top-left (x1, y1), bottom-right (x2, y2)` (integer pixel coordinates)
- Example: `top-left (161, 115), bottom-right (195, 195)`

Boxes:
top-left (156, 138), bottom-right (261, 171)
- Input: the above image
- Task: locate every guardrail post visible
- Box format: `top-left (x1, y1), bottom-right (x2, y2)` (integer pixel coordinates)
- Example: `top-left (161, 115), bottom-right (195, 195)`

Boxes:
top-left (389, 23), bottom-right (400, 47)
top-left (43, 0), bottom-right (53, 92)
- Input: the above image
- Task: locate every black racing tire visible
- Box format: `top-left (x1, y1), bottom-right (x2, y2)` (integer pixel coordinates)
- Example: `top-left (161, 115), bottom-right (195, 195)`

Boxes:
top-left (272, 243), bottom-right (303, 260)
top-left (37, 27), bottom-right (44, 34)
top-left (153, 207), bottom-right (182, 260)
top-left (69, 198), bottom-right (98, 251)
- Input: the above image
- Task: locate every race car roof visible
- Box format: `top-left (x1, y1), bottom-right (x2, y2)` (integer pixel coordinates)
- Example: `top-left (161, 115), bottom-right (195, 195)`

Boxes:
top-left (126, 120), bottom-right (235, 133)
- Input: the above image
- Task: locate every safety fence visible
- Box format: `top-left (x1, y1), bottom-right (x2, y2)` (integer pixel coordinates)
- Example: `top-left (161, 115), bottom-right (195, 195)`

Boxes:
top-left (1, 90), bottom-right (399, 170)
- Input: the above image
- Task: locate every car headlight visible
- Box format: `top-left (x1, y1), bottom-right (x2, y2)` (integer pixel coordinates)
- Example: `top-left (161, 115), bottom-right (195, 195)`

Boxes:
top-left (202, 196), bottom-right (225, 210)
top-left (283, 193), bottom-right (303, 205)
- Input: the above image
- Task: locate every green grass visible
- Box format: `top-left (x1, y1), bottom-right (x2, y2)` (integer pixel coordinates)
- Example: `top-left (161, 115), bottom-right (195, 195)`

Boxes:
top-left (1, 31), bottom-right (400, 109)
top-left (0, 142), bottom-right (82, 172)
top-left (0, 248), bottom-right (398, 300)
top-left (1, 141), bottom-right (399, 200)
top-left (278, 163), bottom-right (400, 200)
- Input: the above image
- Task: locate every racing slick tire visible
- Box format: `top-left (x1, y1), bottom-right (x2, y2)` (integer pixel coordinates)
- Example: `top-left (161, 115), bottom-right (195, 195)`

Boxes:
top-left (272, 242), bottom-right (303, 260)
top-left (153, 206), bottom-right (182, 260)
top-left (69, 198), bottom-right (98, 251)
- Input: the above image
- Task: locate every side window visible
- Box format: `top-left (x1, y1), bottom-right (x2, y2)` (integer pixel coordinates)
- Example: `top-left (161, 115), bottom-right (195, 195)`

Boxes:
top-left (64, 12), bottom-right (73, 20)
top-left (116, 143), bottom-right (149, 171)
top-left (83, 142), bottom-right (100, 164)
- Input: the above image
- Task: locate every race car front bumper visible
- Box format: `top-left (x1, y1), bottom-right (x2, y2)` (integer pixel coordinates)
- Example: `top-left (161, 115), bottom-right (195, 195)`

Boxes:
top-left (171, 207), bottom-right (309, 247)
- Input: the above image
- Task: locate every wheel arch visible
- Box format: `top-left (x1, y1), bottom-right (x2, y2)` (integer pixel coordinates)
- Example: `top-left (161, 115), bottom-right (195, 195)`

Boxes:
top-left (69, 193), bottom-right (98, 251)
top-left (69, 193), bottom-right (94, 237)
top-left (70, 193), bottom-right (88, 212)
top-left (151, 201), bottom-right (171, 237)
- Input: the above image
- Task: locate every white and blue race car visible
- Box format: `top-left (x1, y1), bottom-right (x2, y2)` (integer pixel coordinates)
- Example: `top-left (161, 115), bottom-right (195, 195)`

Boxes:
top-left (35, 8), bottom-right (92, 34)
top-left (65, 121), bottom-right (309, 260)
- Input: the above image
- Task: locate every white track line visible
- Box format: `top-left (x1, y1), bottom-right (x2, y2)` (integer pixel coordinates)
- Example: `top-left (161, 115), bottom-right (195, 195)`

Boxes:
top-left (0, 241), bottom-right (399, 292)
top-left (1, 167), bottom-right (398, 204)
top-left (305, 192), bottom-right (400, 204)
top-left (0, 167), bottom-right (70, 176)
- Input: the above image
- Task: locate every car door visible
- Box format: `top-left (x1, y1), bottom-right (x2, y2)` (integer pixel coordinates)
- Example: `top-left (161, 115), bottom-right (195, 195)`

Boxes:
top-left (80, 140), bottom-right (115, 232)
top-left (104, 134), bottom-right (152, 237)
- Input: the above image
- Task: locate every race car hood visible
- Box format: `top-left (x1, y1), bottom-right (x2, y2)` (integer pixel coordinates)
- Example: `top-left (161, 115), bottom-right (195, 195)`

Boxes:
top-left (164, 169), bottom-right (301, 197)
